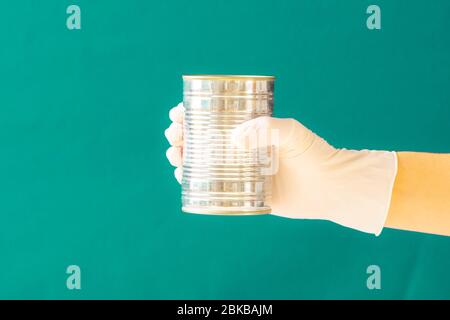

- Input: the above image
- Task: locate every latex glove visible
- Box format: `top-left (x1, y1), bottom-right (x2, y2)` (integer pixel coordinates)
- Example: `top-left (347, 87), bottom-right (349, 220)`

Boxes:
top-left (165, 103), bottom-right (398, 235)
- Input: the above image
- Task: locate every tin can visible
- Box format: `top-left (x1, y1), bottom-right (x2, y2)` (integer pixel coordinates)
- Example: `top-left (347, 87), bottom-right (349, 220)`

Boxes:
top-left (182, 75), bottom-right (275, 215)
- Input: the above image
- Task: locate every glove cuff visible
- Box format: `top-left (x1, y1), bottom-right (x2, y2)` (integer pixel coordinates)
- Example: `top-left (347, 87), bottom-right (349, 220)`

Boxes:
top-left (373, 151), bottom-right (398, 236)
top-left (328, 150), bottom-right (398, 235)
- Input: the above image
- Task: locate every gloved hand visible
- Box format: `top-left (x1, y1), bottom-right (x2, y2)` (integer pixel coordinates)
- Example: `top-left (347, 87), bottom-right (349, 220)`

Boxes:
top-left (165, 102), bottom-right (398, 235)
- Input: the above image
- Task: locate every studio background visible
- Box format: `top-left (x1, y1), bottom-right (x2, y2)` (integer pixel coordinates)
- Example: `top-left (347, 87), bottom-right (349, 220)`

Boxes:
top-left (1, 0), bottom-right (449, 299)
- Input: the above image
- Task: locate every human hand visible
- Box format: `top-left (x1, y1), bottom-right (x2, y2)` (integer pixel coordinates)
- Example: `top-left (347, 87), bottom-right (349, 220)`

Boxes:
top-left (165, 102), bottom-right (397, 235)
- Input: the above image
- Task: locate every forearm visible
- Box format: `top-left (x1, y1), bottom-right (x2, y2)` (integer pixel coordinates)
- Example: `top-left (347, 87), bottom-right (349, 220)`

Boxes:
top-left (385, 152), bottom-right (450, 236)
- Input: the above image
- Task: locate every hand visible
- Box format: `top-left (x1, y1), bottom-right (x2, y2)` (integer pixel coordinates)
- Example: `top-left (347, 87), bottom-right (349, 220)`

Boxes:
top-left (165, 102), bottom-right (184, 184)
top-left (165, 102), bottom-right (397, 235)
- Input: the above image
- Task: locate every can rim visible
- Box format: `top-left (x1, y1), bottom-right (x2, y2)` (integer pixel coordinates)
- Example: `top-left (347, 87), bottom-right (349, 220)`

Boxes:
top-left (182, 206), bottom-right (271, 215)
top-left (183, 74), bottom-right (275, 80)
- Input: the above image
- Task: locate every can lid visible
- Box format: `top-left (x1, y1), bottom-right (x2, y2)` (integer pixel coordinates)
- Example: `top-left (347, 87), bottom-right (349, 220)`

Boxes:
top-left (183, 74), bottom-right (275, 80)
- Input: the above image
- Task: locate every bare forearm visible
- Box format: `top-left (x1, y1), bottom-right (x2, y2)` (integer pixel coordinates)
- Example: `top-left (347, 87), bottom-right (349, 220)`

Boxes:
top-left (385, 152), bottom-right (450, 236)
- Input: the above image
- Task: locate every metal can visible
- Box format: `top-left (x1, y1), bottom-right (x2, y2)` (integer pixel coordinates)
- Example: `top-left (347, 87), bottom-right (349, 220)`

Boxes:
top-left (182, 75), bottom-right (275, 215)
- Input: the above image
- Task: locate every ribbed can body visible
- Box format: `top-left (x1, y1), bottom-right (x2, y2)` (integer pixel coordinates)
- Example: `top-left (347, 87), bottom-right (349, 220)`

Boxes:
top-left (182, 75), bottom-right (274, 215)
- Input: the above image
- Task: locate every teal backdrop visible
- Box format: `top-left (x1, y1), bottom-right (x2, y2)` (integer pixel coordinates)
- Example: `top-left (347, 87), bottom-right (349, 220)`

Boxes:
top-left (1, 0), bottom-right (449, 299)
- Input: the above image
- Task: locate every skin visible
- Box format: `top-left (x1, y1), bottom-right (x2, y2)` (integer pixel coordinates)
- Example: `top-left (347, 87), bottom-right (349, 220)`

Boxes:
top-left (385, 152), bottom-right (450, 236)
top-left (166, 103), bottom-right (450, 237)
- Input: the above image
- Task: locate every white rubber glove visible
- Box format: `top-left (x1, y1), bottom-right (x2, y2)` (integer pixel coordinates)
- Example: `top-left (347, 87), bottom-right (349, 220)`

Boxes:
top-left (165, 103), bottom-right (398, 235)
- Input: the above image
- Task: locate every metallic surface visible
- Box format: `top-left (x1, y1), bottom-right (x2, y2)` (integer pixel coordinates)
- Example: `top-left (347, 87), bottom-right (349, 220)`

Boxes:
top-left (182, 75), bottom-right (274, 215)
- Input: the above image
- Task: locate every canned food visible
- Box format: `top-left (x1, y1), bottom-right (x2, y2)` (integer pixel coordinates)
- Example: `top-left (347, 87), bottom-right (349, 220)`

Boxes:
top-left (182, 75), bottom-right (275, 215)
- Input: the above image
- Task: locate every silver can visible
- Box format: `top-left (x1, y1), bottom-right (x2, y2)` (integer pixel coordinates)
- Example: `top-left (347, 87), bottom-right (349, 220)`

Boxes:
top-left (182, 75), bottom-right (275, 215)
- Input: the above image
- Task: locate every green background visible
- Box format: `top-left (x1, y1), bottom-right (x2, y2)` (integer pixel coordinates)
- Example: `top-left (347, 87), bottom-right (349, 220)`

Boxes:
top-left (1, 0), bottom-right (449, 299)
